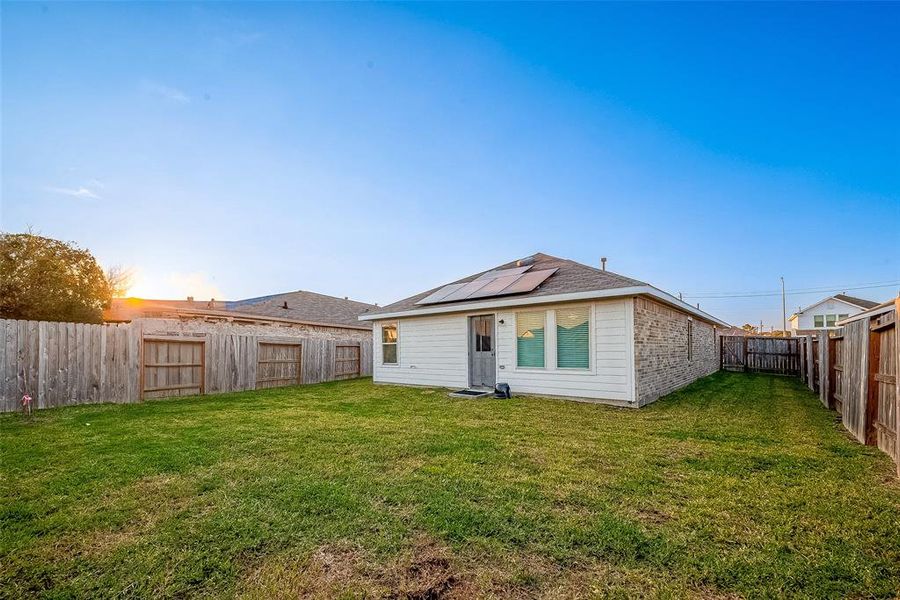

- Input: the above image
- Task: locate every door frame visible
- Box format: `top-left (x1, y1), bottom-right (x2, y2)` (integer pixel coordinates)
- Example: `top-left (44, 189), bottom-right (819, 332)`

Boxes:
top-left (467, 313), bottom-right (497, 389)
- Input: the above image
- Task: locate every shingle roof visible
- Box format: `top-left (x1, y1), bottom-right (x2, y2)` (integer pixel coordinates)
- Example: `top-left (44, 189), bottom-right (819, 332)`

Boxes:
top-left (833, 294), bottom-right (880, 310)
top-left (365, 253), bottom-right (646, 317)
top-left (227, 291), bottom-right (376, 329)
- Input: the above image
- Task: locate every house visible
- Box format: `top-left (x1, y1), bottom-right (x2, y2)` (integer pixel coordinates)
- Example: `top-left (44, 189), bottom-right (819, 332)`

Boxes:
top-left (104, 291), bottom-right (375, 340)
top-left (789, 294), bottom-right (880, 336)
top-left (359, 253), bottom-right (729, 407)
top-left (227, 290), bottom-right (376, 329)
top-left (92, 291), bottom-right (378, 403)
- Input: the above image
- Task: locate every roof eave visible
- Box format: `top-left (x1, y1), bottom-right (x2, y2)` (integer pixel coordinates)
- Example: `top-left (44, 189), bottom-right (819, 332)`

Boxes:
top-left (794, 295), bottom-right (871, 315)
top-left (836, 299), bottom-right (896, 326)
top-left (358, 285), bottom-right (729, 327)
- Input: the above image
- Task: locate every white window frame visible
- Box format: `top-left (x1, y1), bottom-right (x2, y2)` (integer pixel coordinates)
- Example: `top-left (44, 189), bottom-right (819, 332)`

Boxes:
top-left (555, 305), bottom-right (592, 371)
top-left (512, 304), bottom-right (597, 375)
top-left (380, 321), bottom-right (399, 366)
top-left (514, 310), bottom-right (547, 370)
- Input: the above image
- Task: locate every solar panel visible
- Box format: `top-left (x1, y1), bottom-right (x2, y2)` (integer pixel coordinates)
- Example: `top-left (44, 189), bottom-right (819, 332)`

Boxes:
top-left (474, 266), bottom-right (532, 281)
top-left (499, 268), bottom-right (558, 295)
top-left (415, 267), bottom-right (558, 305)
top-left (466, 273), bottom-right (526, 299)
top-left (437, 278), bottom-right (495, 303)
top-left (415, 283), bottom-right (467, 305)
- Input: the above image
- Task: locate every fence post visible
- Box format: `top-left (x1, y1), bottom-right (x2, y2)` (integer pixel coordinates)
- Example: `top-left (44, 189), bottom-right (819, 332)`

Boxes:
top-left (826, 335), bottom-right (836, 409)
top-left (799, 338), bottom-right (806, 383)
top-left (719, 335), bottom-right (724, 371)
top-left (895, 296), bottom-right (900, 477)
top-left (807, 335), bottom-right (815, 392)
top-left (865, 318), bottom-right (881, 446)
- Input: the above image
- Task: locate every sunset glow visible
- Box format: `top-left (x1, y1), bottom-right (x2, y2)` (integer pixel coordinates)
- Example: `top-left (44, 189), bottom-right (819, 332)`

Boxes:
top-left (123, 269), bottom-right (224, 301)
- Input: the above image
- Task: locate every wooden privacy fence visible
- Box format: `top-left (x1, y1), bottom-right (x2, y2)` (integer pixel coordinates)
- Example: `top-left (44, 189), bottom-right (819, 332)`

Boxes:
top-left (0, 318), bottom-right (372, 412)
top-left (720, 335), bottom-right (801, 375)
top-left (798, 298), bottom-right (899, 476)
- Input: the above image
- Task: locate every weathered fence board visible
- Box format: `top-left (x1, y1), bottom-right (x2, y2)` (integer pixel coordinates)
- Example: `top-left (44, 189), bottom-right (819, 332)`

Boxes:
top-left (335, 345), bottom-right (361, 379)
top-left (815, 299), bottom-right (899, 475)
top-left (720, 335), bottom-right (800, 375)
top-left (0, 318), bottom-right (373, 412)
top-left (871, 311), bottom-right (897, 459)
top-left (257, 342), bottom-right (302, 389)
top-left (840, 319), bottom-right (870, 444)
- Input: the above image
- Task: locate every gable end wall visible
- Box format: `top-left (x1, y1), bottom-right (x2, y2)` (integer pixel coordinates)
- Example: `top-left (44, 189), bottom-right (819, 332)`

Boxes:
top-left (633, 297), bottom-right (718, 406)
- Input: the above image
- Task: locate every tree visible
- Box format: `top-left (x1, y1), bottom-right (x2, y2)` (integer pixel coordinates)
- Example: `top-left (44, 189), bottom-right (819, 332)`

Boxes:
top-left (0, 233), bottom-right (113, 323)
top-left (105, 264), bottom-right (134, 298)
top-left (741, 323), bottom-right (758, 334)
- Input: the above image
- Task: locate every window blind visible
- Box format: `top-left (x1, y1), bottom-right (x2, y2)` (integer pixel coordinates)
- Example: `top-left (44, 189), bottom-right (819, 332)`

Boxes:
top-left (516, 311), bottom-right (545, 368)
top-left (556, 306), bottom-right (589, 369)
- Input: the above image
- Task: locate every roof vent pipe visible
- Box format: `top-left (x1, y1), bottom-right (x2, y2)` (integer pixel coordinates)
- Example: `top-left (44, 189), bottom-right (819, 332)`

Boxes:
top-left (600, 257), bottom-right (607, 271)
top-left (282, 301), bottom-right (288, 309)
top-left (516, 256), bottom-right (535, 267)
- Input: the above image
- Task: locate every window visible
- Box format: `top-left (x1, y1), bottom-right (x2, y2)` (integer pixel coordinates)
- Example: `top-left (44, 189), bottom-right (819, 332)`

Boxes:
top-left (825, 314), bottom-right (837, 327)
top-left (814, 315), bottom-right (825, 328)
top-left (556, 306), bottom-right (590, 369)
top-left (516, 311), bottom-right (545, 368)
top-left (475, 317), bottom-right (491, 351)
top-left (838, 313), bottom-right (849, 322)
top-left (381, 322), bottom-right (398, 364)
top-left (687, 319), bottom-right (693, 361)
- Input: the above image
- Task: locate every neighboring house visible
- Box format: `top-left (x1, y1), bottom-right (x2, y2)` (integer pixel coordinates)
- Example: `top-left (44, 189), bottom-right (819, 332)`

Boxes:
top-left (104, 291), bottom-right (375, 339)
top-left (789, 294), bottom-right (880, 336)
top-left (103, 297), bottom-right (228, 321)
top-left (227, 290), bottom-right (376, 329)
top-left (359, 253), bottom-right (729, 407)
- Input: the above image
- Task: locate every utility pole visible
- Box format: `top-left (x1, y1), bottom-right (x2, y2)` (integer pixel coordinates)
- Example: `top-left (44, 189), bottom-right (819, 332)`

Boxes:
top-left (780, 276), bottom-right (787, 336)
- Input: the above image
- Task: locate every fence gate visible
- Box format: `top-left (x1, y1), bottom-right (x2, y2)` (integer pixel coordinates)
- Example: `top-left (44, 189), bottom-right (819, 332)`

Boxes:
top-left (719, 336), bottom-right (801, 375)
top-left (720, 336), bottom-right (746, 371)
top-left (256, 342), bottom-right (302, 389)
top-left (142, 338), bottom-right (205, 399)
top-left (334, 345), bottom-right (361, 379)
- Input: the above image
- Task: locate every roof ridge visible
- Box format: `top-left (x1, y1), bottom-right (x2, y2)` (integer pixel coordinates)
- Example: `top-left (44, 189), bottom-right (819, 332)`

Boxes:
top-left (370, 252), bottom-right (651, 315)
top-left (233, 289), bottom-right (375, 308)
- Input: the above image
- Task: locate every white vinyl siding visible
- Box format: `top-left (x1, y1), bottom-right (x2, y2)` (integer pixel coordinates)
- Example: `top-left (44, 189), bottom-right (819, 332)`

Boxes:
top-left (790, 298), bottom-right (867, 332)
top-left (498, 299), bottom-right (634, 402)
top-left (373, 316), bottom-right (469, 388)
top-left (372, 298), bottom-right (634, 404)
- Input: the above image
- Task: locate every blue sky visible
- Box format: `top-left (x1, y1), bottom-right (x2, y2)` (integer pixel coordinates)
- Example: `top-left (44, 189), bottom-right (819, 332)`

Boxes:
top-left (2, 2), bottom-right (898, 327)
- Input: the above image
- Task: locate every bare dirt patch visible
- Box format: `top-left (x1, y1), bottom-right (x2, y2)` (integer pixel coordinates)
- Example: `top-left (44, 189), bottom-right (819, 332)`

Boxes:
top-left (238, 536), bottom-right (471, 599)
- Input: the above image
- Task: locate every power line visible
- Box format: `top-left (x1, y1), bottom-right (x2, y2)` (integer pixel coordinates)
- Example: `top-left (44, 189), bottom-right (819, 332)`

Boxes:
top-left (682, 280), bottom-right (900, 299)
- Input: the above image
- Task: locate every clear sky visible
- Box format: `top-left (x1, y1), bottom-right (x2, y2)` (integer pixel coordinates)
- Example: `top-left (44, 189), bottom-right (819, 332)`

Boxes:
top-left (2, 2), bottom-right (898, 327)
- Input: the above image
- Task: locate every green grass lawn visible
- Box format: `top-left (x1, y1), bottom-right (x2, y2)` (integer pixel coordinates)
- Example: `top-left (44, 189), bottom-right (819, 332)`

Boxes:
top-left (1, 372), bottom-right (898, 599)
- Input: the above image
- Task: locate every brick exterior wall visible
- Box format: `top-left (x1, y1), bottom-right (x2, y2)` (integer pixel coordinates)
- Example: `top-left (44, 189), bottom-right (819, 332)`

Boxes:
top-left (633, 297), bottom-right (718, 406)
top-left (138, 317), bottom-right (371, 342)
